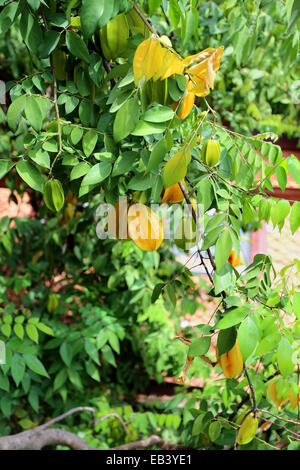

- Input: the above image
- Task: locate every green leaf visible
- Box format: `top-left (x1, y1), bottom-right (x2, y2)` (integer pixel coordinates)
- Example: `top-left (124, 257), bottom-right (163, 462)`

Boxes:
top-left (215, 307), bottom-right (249, 330)
top-left (81, 162), bottom-right (112, 186)
top-left (277, 199), bottom-right (290, 227)
top-left (0, 160), bottom-right (14, 179)
top-left (275, 166), bottom-right (287, 192)
top-left (131, 120), bottom-right (166, 136)
top-left (112, 151), bottom-right (136, 177)
top-left (147, 138), bottom-right (167, 171)
top-left (28, 149), bottom-right (50, 169)
top-left (113, 98), bottom-right (139, 142)
top-left (7, 95), bottom-right (27, 130)
top-left (70, 162), bottom-right (90, 181)
top-left (148, 0), bottom-right (161, 15)
top-left (39, 30), bottom-right (60, 59)
top-left (70, 127), bottom-right (84, 145)
top-left (27, 0), bottom-right (40, 10)
top-left (14, 324), bottom-right (24, 340)
top-left (42, 139), bottom-right (58, 153)
top-left (209, 421), bottom-right (221, 442)
top-left (288, 0), bottom-right (300, 31)
top-left (188, 337), bottom-right (211, 356)
top-left (54, 369), bottom-right (68, 391)
top-left (142, 106), bottom-right (174, 123)
top-left (290, 201), bottom-right (300, 234)
top-left (151, 283), bottom-right (165, 303)
top-left (11, 355), bottom-right (25, 386)
top-left (127, 173), bottom-right (155, 190)
top-left (215, 229), bottom-right (232, 272)
top-left (213, 264), bottom-right (235, 295)
top-left (293, 292), bottom-right (300, 319)
top-left (166, 283), bottom-right (176, 308)
top-left (66, 30), bottom-right (90, 63)
top-left (24, 354), bottom-right (49, 377)
top-left (26, 324), bottom-right (39, 343)
top-left (255, 333), bottom-right (281, 356)
top-left (217, 327), bottom-right (237, 356)
top-left (16, 160), bottom-right (44, 193)
top-left (19, 10), bottom-right (43, 56)
top-left (82, 130), bottom-right (98, 157)
top-left (287, 156), bottom-right (300, 187)
top-left (81, 0), bottom-right (105, 37)
top-left (237, 317), bottom-right (258, 360)
top-left (192, 414), bottom-right (204, 436)
top-left (0, 2), bottom-right (19, 34)
top-left (163, 150), bottom-right (190, 188)
top-left (37, 323), bottom-right (54, 336)
top-left (277, 337), bottom-right (295, 377)
top-left (0, 373), bottom-right (10, 392)
top-left (59, 342), bottom-right (72, 367)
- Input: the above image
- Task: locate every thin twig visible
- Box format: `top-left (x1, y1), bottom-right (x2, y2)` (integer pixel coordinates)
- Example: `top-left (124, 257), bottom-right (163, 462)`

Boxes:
top-left (133, 3), bottom-right (157, 35)
top-left (257, 409), bottom-right (300, 427)
top-left (41, 6), bottom-right (63, 175)
top-left (95, 413), bottom-right (130, 435)
top-left (259, 416), bottom-right (300, 440)
top-left (243, 364), bottom-right (257, 414)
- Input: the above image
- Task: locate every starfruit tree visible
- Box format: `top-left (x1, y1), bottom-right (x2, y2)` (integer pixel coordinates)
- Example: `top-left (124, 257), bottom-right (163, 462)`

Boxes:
top-left (1, 0), bottom-right (300, 450)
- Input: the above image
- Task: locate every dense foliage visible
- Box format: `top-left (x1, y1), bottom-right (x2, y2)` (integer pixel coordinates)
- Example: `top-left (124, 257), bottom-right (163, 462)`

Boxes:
top-left (0, 0), bottom-right (299, 451)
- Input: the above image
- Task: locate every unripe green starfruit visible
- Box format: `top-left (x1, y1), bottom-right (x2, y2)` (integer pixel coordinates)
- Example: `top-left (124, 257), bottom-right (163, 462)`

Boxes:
top-left (44, 179), bottom-right (65, 212)
top-left (99, 14), bottom-right (129, 61)
top-left (202, 139), bottom-right (221, 167)
top-left (47, 293), bottom-right (59, 313)
top-left (52, 49), bottom-right (68, 81)
top-left (237, 412), bottom-right (258, 445)
top-left (174, 214), bottom-right (200, 252)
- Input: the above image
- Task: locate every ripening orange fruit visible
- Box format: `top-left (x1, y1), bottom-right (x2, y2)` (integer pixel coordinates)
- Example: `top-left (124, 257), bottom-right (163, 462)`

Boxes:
top-left (216, 340), bottom-right (243, 379)
top-left (228, 250), bottom-right (242, 267)
top-left (172, 91), bottom-right (195, 119)
top-left (161, 180), bottom-right (186, 204)
top-left (127, 203), bottom-right (163, 251)
top-left (287, 387), bottom-right (300, 410)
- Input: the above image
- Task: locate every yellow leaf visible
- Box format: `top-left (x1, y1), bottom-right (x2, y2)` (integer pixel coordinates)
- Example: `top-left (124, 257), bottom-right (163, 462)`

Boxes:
top-left (133, 38), bottom-right (152, 84)
top-left (144, 39), bottom-right (164, 81)
top-left (160, 55), bottom-right (185, 80)
top-left (185, 47), bottom-right (224, 97)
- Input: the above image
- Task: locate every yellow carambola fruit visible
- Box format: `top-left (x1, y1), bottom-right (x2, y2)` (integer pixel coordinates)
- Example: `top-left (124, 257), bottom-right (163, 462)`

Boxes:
top-left (216, 340), bottom-right (243, 379)
top-left (47, 293), bottom-right (59, 313)
top-left (52, 49), bottom-right (68, 81)
top-left (44, 179), bottom-right (65, 212)
top-left (202, 139), bottom-right (221, 167)
top-left (99, 14), bottom-right (129, 61)
top-left (127, 203), bottom-right (163, 252)
top-left (237, 412), bottom-right (258, 445)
